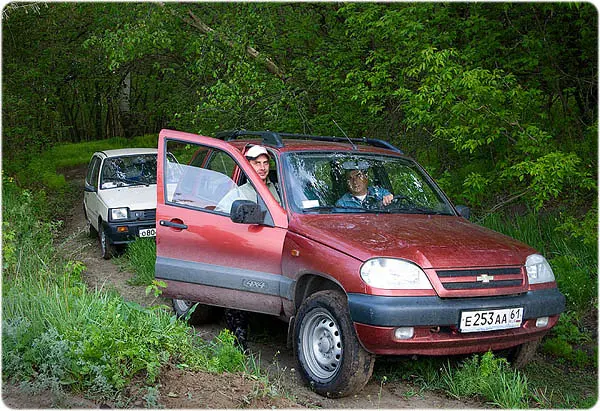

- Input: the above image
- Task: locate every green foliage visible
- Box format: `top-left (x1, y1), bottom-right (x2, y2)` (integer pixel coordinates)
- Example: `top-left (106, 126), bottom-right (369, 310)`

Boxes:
top-left (1, 178), bottom-right (248, 402)
top-left (479, 211), bottom-right (597, 311)
top-left (542, 312), bottom-right (593, 367)
top-left (3, 3), bottom-right (596, 219)
top-left (205, 329), bottom-right (246, 373)
top-left (556, 208), bottom-right (598, 248)
top-left (10, 134), bottom-right (158, 190)
top-left (120, 238), bottom-right (157, 286)
top-left (441, 352), bottom-right (529, 408)
top-left (376, 352), bottom-right (531, 407)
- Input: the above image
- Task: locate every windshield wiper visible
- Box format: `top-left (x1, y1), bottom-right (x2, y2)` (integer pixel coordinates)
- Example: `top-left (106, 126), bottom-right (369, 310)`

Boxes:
top-left (392, 205), bottom-right (450, 215)
top-left (105, 176), bottom-right (150, 187)
top-left (302, 205), bottom-right (370, 213)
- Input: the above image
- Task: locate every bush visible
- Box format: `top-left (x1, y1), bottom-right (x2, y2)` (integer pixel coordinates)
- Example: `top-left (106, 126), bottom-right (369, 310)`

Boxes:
top-left (2, 178), bottom-right (245, 402)
top-left (479, 211), bottom-right (597, 312)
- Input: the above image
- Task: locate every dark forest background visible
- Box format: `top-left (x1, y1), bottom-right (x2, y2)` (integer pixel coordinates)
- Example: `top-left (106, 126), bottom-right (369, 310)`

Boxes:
top-left (2, 2), bottom-right (597, 235)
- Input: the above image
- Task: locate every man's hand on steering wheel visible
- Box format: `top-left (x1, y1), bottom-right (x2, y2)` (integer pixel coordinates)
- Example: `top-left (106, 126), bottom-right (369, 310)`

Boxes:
top-left (382, 193), bottom-right (394, 206)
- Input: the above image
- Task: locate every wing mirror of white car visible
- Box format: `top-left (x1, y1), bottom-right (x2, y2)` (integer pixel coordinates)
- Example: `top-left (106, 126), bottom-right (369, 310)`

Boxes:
top-left (84, 183), bottom-right (97, 193)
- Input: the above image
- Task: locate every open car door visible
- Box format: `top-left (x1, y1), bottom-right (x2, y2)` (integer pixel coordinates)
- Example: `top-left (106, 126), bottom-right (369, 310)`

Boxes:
top-left (155, 129), bottom-right (289, 315)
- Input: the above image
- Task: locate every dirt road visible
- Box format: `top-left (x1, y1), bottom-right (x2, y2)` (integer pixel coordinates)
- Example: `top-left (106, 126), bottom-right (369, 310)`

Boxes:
top-left (4, 168), bottom-right (484, 408)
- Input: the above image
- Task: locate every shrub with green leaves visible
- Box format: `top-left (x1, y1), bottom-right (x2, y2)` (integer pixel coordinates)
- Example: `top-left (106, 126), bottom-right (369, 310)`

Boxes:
top-left (2, 178), bottom-right (246, 402)
top-left (479, 211), bottom-right (597, 312)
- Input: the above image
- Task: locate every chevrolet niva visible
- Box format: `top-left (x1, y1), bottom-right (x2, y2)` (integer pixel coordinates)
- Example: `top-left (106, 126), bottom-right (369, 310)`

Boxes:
top-left (154, 129), bottom-right (565, 398)
top-left (84, 148), bottom-right (159, 259)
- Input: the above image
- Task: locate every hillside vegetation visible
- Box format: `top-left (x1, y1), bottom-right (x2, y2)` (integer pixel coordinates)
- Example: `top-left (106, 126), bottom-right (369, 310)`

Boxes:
top-left (2, 2), bottom-right (597, 407)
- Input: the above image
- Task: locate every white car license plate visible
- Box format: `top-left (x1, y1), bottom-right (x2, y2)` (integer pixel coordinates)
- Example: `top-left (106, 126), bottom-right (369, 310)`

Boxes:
top-left (139, 228), bottom-right (156, 238)
top-left (460, 307), bottom-right (523, 333)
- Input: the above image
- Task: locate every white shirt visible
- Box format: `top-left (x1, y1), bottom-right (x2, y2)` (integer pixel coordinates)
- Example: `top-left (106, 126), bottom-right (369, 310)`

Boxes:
top-left (215, 180), bottom-right (281, 213)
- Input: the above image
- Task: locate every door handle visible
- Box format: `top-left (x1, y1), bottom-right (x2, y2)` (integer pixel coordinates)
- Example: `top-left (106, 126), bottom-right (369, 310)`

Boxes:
top-left (159, 220), bottom-right (188, 230)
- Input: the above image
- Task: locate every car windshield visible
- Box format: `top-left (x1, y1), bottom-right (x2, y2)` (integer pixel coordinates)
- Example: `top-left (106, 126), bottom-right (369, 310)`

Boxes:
top-left (100, 154), bottom-right (157, 189)
top-left (284, 152), bottom-right (455, 215)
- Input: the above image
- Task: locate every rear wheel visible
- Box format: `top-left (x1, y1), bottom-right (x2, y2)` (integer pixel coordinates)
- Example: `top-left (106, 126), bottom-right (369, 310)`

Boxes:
top-left (172, 298), bottom-right (219, 325)
top-left (294, 290), bottom-right (375, 398)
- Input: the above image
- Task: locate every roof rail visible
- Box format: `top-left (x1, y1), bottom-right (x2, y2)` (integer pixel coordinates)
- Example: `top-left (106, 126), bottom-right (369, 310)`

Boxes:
top-left (215, 130), bottom-right (284, 148)
top-left (215, 130), bottom-right (402, 153)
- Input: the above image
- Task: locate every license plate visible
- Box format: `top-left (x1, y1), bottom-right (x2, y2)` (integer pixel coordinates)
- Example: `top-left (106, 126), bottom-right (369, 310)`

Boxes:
top-left (460, 307), bottom-right (523, 333)
top-left (139, 228), bottom-right (156, 238)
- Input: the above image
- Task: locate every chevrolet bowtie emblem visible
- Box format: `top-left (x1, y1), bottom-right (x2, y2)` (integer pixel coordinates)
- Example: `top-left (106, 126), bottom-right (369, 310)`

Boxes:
top-left (477, 274), bottom-right (494, 283)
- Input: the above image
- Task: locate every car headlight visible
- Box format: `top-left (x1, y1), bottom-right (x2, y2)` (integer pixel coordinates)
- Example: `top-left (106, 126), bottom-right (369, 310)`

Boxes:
top-left (525, 254), bottom-right (555, 284)
top-left (109, 207), bottom-right (129, 221)
top-left (360, 258), bottom-right (433, 289)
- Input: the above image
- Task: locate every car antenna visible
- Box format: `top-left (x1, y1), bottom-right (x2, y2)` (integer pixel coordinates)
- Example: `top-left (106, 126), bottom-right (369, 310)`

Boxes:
top-left (333, 119), bottom-right (357, 150)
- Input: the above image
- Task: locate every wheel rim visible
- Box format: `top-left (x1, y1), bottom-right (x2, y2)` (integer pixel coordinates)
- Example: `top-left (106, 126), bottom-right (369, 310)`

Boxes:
top-left (300, 308), bottom-right (343, 381)
top-left (174, 299), bottom-right (193, 312)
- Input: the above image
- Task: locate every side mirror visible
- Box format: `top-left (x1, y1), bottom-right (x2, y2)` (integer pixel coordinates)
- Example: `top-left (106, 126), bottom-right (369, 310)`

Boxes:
top-left (230, 200), bottom-right (264, 224)
top-left (84, 183), bottom-right (97, 193)
top-left (455, 205), bottom-right (471, 220)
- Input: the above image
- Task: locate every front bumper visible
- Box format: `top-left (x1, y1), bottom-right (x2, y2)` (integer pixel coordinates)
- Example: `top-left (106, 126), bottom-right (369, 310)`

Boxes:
top-left (348, 288), bottom-right (565, 355)
top-left (104, 220), bottom-right (155, 245)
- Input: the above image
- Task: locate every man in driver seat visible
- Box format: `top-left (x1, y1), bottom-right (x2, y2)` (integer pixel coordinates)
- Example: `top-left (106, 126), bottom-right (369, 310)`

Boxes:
top-left (335, 160), bottom-right (394, 209)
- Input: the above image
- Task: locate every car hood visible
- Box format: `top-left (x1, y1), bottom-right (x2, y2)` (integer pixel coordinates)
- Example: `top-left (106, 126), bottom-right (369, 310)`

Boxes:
top-left (289, 214), bottom-right (536, 269)
top-left (99, 185), bottom-right (156, 210)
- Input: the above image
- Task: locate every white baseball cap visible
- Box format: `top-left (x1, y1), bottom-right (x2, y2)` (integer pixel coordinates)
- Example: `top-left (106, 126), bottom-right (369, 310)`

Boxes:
top-left (245, 145), bottom-right (269, 159)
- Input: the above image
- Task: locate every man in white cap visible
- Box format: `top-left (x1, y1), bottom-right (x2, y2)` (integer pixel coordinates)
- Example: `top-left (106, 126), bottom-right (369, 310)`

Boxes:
top-left (215, 144), bottom-right (281, 212)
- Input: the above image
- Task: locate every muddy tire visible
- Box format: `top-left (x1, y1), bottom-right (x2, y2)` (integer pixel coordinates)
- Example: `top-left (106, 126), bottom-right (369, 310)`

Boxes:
top-left (294, 290), bottom-right (375, 398)
top-left (99, 227), bottom-right (112, 260)
top-left (506, 338), bottom-right (541, 369)
top-left (172, 298), bottom-right (219, 325)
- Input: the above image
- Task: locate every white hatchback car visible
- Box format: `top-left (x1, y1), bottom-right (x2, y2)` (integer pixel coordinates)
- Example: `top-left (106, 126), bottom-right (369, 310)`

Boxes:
top-left (83, 148), bottom-right (158, 259)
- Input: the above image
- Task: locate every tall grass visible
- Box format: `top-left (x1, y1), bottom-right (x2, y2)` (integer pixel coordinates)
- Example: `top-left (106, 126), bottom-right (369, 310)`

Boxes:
top-left (375, 352), bottom-right (530, 407)
top-left (2, 176), bottom-right (245, 401)
top-left (119, 238), bottom-right (156, 286)
top-left (479, 212), bottom-right (597, 311)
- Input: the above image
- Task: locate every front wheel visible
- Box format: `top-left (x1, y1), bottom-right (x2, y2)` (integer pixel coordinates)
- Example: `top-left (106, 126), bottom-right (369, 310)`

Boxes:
top-left (505, 338), bottom-right (541, 369)
top-left (99, 228), bottom-right (112, 260)
top-left (294, 290), bottom-right (375, 398)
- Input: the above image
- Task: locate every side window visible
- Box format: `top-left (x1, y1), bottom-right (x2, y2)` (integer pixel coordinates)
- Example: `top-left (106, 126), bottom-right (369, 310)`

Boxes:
top-left (206, 151), bottom-right (236, 177)
top-left (165, 140), bottom-right (242, 214)
top-left (86, 156), bottom-right (101, 189)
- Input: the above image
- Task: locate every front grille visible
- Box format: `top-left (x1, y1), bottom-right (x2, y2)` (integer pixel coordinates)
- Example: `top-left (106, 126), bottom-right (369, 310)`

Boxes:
top-left (436, 267), bottom-right (524, 291)
top-left (131, 209), bottom-right (156, 221)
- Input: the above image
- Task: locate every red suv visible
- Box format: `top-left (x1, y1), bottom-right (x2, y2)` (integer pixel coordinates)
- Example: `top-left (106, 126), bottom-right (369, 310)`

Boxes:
top-left (155, 129), bottom-right (565, 398)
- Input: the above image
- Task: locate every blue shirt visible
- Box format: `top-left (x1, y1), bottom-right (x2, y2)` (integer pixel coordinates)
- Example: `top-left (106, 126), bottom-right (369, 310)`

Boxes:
top-left (335, 186), bottom-right (391, 209)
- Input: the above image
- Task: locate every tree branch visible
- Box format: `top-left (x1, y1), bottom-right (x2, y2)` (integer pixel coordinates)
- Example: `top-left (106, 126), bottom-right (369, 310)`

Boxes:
top-left (160, 4), bottom-right (284, 79)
